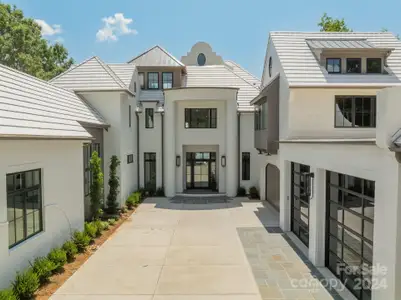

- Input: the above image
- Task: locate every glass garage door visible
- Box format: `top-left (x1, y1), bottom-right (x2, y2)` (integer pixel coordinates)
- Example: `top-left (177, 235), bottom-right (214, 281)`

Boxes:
top-left (326, 171), bottom-right (375, 300)
top-left (291, 162), bottom-right (310, 247)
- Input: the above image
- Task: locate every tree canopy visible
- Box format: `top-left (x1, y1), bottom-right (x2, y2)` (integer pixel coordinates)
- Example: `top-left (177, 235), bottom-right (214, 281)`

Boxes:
top-left (0, 3), bottom-right (74, 80)
top-left (318, 13), bottom-right (352, 32)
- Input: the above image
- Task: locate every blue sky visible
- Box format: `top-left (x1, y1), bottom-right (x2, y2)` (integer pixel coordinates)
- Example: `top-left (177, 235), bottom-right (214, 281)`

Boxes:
top-left (6, 0), bottom-right (401, 77)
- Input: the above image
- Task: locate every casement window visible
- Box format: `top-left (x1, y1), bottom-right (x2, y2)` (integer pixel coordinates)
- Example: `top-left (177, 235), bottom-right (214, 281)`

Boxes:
top-left (144, 153), bottom-right (156, 190)
top-left (7, 169), bottom-right (42, 248)
top-left (184, 108), bottom-right (217, 128)
top-left (326, 58), bottom-right (341, 74)
top-left (134, 82), bottom-right (137, 93)
top-left (367, 58), bottom-right (382, 74)
top-left (346, 58), bottom-right (362, 73)
top-left (162, 72), bottom-right (173, 89)
top-left (335, 96), bottom-right (376, 128)
top-left (242, 152), bottom-right (250, 181)
top-left (83, 143), bottom-right (101, 196)
top-left (127, 154), bottom-right (134, 164)
top-left (145, 108), bottom-right (154, 128)
top-left (254, 102), bottom-right (267, 130)
top-left (147, 72), bottom-right (159, 89)
top-left (139, 72), bottom-right (145, 89)
top-left (129, 105), bottom-right (132, 127)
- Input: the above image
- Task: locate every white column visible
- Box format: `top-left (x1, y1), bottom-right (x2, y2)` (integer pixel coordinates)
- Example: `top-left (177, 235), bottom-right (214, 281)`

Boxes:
top-left (308, 168), bottom-right (326, 266)
top-left (279, 159), bottom-right (291, 231)
top-left (225, 101), bottom-right (238, 197)
top-left (164, 101), bottom-right (176, 197)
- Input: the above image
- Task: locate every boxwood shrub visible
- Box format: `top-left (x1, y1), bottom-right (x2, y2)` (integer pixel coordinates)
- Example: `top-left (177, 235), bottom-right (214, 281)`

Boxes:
top-left (47, 248), bottom-right (67, 272)
top-left (0, 289), bottom-right (17, 300)
top-left (62, 240), bottom-right (78, 262)
top-left (73, 231), bottom-right (91, 253)
top-left (12, 269), bottom-right (39, 300)
top-left (31, 257), bottom-right (56, 284)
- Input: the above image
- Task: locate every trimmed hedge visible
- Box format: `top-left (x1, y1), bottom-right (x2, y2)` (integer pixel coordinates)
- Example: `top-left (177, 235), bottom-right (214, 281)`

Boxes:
top-left (73, 231), bottom-right (91, 253)
top-left (12, 269), bottom-right (39, 300)
top-left (62, 240), bottom-right (78, 262)
top-left (31, 257), bottom-right (56, 284)
top-left (47, 248), bottom-right (67, 272)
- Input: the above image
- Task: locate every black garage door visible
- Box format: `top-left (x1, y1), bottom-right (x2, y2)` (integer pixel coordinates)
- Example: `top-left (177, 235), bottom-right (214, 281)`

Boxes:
top-left (326, 171), bottom-right (375, 300)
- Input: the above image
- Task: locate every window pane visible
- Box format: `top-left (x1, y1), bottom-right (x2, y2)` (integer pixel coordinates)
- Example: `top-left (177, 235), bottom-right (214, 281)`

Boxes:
top-left (34, 210), bottom-right (41, 233)
top-left (344, 210), bottom-right (362, 235)
top-left (344, 228), bottom-right (362, 254)
top-left (147, 73), bottom-right (159, 89)
top-left (15, 173), bottom-right (22, 190)
top-left (343, 246), bottom-right (361, 267)
top-left (145, 108), bottom-right (154, 128)
top-left (329, 221), bottom-right (343, 240)
top-left (33, 170), bottom-right (40, 186)
top-left (336, 97), bottom-right (353, 127)
top-left (329, 236), bottom-right (342, 258)
top-left (364, 199), bottom-right (374, 221)
top-left (363, 242), bottom-right (373, 263)
top-left (25, 171), bottom-right (33, 188)
top-left (327, 58), bottom-right (341, 73)
top-left (15, 215), bottom-right (24, 243)
top-left (343, 192), bottom-right (363, 216)
top-left (367, 58), bottom-right (381, 73)
top-left (347, 58), bottom-right (361, 73)
top-left (7, 174), bottom-right (14, 191)
top-left (26, 211), bottom-right (35, 236)
top-left (364, 179), bottom-right (375, 198)
top-left (330, 202), bottom-right (343, 222)
top-left (8, 220), bottom-right (15, 246)
top-left (162, 72), bottom-right (173, 89)
top-left (363, 220), bottom-right (374, 242)
top-left (185, 108), bottom-right (217, 128)
top-left (7, 195), bottom-right (14, 221)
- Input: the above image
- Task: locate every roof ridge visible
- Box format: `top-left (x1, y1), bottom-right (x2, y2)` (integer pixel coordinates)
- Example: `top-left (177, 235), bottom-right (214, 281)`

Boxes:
top-left (93, 56), bottom-right (127, 89)
top-left (127, 45), bottom-right (185, 66)
top-left (223, 65), bottom-right (259, 91)
top-left (225, 60), bottom-right (261, 83)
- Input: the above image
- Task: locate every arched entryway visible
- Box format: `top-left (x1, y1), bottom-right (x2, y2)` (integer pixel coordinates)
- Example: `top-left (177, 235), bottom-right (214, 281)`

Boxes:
top-left (265, 164), bottom-right (280, 211)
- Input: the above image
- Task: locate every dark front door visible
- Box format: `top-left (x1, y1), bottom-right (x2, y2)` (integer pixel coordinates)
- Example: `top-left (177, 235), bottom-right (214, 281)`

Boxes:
top-left (186, 152), bottom-right (217, 190)
top-left (291, 162), bottom-right (310, 247)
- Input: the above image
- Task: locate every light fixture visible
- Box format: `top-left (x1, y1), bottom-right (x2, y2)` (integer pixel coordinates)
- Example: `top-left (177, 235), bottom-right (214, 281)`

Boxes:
top-left (221, 155), bottom-right (226, 167)
top-left (176, 155), bottom-right (181, 167)
top-left (135, 102), bottom-right (143, 113)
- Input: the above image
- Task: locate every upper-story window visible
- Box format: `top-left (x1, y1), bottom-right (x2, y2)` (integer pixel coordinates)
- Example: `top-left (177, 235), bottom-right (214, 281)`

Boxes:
top-left (254, 101), bottom-right (267, 130)
top-left (185, 108), bottom-right (217, 128)
top-left (335, 96), bottom-right (376, 128)
top-left (326, 58), bottom-right (341, 74)
top-left (139, 72), bottom-right (145, 89)
top-left (145, 108), bottom-right (154, 128)
top-left (346, 58), bottom-right (362, 74)
top-left (367, 58), bottom-right (382, 73)
top-left (147, 72), bottom-right (159, 89)
top-left (162, 72), bottom-right (173, 89)
top-left (197, 53), bottom-right (206, 66)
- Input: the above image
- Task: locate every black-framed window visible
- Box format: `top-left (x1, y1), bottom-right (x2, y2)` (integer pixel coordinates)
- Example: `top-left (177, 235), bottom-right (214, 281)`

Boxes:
top-left (83, 143), bottom-right (101, 196)
top-left (134, 82), bottom-right (137, 93)
top-left (242, 152), bottom-right (250, 181)
top-left (185, 108), bottom-right (217, 128)
top-left (326, 58), bottom-right (341, 74)
top-left (145, 108), bottom-right (154, 128)
top-left (254, 109), bottom-right (260, 130)
top-left (346, 58), bottom-right (362, 74)
top-left (129, 105), bottom-right (131, 127)
top-left (127, 154), bottom-right (134, 164)
top-left (162, 72), bottom-right (173, 89)
top-left (366, 58), bottom-right (382, 74)
top-left (7, 169), bottom-right (42, 248)
top-left (335, 96), bottom-right (376, 128)
top-left (144, 153), bottom-right (156, 190)
top-left (147, 72), bottom-right (159, 89)
top-left (326, 171), bottom-right (375, 300)
top-left (139, 72), bottom-right (145, 89)
top-left (254, 102), bottom-right (267, 130)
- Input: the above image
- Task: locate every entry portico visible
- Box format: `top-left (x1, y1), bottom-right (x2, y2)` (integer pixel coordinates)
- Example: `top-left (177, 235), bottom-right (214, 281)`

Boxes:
top-left (164, 87), bottom-right (239, 197)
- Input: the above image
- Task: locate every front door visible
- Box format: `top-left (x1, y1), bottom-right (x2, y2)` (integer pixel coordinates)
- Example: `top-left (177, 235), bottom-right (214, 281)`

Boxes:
top-left (186, 152), bottom-right (217, 190)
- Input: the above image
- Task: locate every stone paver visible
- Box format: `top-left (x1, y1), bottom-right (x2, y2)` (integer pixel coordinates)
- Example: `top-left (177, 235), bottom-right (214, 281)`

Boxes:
top-left (51, 197), bottom-right (343, 300)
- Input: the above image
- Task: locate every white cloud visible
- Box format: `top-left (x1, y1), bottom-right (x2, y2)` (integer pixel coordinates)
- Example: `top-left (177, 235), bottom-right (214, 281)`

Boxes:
top-left (96, 13), bottom-right (137, 42)
top-left (35, 19), bottom-right (62, 36)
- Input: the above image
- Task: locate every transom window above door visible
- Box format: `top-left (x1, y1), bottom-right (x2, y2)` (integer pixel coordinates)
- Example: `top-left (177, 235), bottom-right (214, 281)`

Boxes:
top-left (184, 108), bottom-right (217, 128)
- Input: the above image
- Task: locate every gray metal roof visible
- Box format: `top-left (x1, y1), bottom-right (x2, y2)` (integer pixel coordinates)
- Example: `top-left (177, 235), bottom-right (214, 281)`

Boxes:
top-left (50, 57), bottom-right (133, 94)
top-left (183, 65), bottom-right (260, 111)
top-left (0, 64), bottom-right (106, 139)
top-left (139, 90), bottom-right (164, 102)
top-left (306, 39), bottom-right (379, 49)
top-left (267, 32), bottom-right (401, 87)
top-left (128, 45), bottom-right (184, 67)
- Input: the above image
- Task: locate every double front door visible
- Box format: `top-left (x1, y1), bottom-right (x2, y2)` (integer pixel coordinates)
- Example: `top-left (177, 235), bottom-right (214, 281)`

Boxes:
top-left (186, 152), bottom-right (217, 190)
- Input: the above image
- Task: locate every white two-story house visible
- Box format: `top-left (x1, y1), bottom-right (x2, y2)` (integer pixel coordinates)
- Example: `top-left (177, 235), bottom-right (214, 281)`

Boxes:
top-left (253, 31), bottom-right (401, 300)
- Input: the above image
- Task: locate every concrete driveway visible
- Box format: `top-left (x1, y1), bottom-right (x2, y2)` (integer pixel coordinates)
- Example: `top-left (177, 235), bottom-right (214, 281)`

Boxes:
top-left (50, 197), bottom-right (339, 300)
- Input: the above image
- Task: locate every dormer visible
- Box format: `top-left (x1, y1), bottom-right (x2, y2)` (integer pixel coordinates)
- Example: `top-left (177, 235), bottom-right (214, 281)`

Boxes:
top-left (306, 39), bottom-right (395, 75)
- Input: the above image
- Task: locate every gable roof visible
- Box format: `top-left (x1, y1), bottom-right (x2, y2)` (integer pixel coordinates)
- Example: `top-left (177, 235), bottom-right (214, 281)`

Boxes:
top-left (183, 65), bottom-right (260, 111)
top-left (0, 64), bottom-right (107, 139)
top-left (225, 60), bottom-right (261, 87)
top-left (269, 31), bottom-right (401, 87)
top-left (127, 45), bottom-right (185, 67)
top-left (108, 63), bottom-right (136, 87)
top-left (50, 56), bottom-right (133, 94)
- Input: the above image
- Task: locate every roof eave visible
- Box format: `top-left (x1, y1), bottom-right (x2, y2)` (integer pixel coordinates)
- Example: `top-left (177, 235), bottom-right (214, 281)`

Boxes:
top-left (0, 134), bottom-right (95, 141)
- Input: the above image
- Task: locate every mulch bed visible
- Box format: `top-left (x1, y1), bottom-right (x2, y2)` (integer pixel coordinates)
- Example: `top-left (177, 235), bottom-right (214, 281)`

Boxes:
top-left (34, 208), bottom-right (136, 300)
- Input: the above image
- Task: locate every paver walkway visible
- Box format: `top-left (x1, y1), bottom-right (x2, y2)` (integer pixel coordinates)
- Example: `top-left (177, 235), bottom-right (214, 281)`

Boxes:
top-left (51, 197), bottom-right (341, 300)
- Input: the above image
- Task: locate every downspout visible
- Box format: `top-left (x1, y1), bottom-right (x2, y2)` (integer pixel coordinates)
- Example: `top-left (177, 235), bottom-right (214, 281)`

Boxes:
top-left (136, 112), bottom-right (140, 188)
top-left (237, 112), bottom-right (241, 190)
top-left (161, 112), bottom-right (165, 189)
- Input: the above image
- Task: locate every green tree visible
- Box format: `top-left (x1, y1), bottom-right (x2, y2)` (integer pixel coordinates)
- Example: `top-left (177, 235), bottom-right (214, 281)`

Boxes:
top-left (0, 3), bottom-right (74, 80)
top-left (106, 155), bottom-right (120, 214)
top-left (90, 151), bottom-right (103, 220)
top-left (318, 13), bottom-right (352, 32)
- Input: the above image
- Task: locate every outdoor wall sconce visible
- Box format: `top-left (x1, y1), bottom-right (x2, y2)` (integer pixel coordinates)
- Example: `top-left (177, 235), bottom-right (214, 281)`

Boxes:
top-left (176, 155), bottom-right (181, 167)
top-left (302, 172), bottom-right (315, 198)
top-left (221, 155), bottom-right (226, 167)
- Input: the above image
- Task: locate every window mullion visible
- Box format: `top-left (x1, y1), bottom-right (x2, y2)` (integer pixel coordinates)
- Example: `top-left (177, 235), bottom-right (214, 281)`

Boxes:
top-left (23, 191), bottom-right (27, 239)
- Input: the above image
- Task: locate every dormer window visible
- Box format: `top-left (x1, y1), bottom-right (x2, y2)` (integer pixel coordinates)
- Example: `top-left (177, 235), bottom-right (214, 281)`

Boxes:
top-left (326, 58), bottom-right (341, 74)
top-left (346, 58), bottom-right (362, 73)
top-left (367, 58), bottom-right (382, 74)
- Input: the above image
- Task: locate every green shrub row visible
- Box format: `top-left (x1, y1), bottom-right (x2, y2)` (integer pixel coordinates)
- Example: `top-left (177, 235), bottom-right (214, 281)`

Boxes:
top-left (0, 217), bottom-right (119, 299)
top-left (125, 191), bottom-right (142, 209)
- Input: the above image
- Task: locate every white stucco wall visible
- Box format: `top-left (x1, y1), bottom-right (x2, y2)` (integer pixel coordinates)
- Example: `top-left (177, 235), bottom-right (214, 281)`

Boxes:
top-left (0, 139), bottom-right (85, 289)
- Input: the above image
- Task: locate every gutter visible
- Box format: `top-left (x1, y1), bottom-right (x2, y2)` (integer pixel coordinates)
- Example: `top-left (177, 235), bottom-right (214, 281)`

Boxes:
top-left (161, 112), bottom-right (165, 188)
top-left (237, 112), bottom-right (241, 189)
top-left (136, 112), bottom-right (140, 188)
